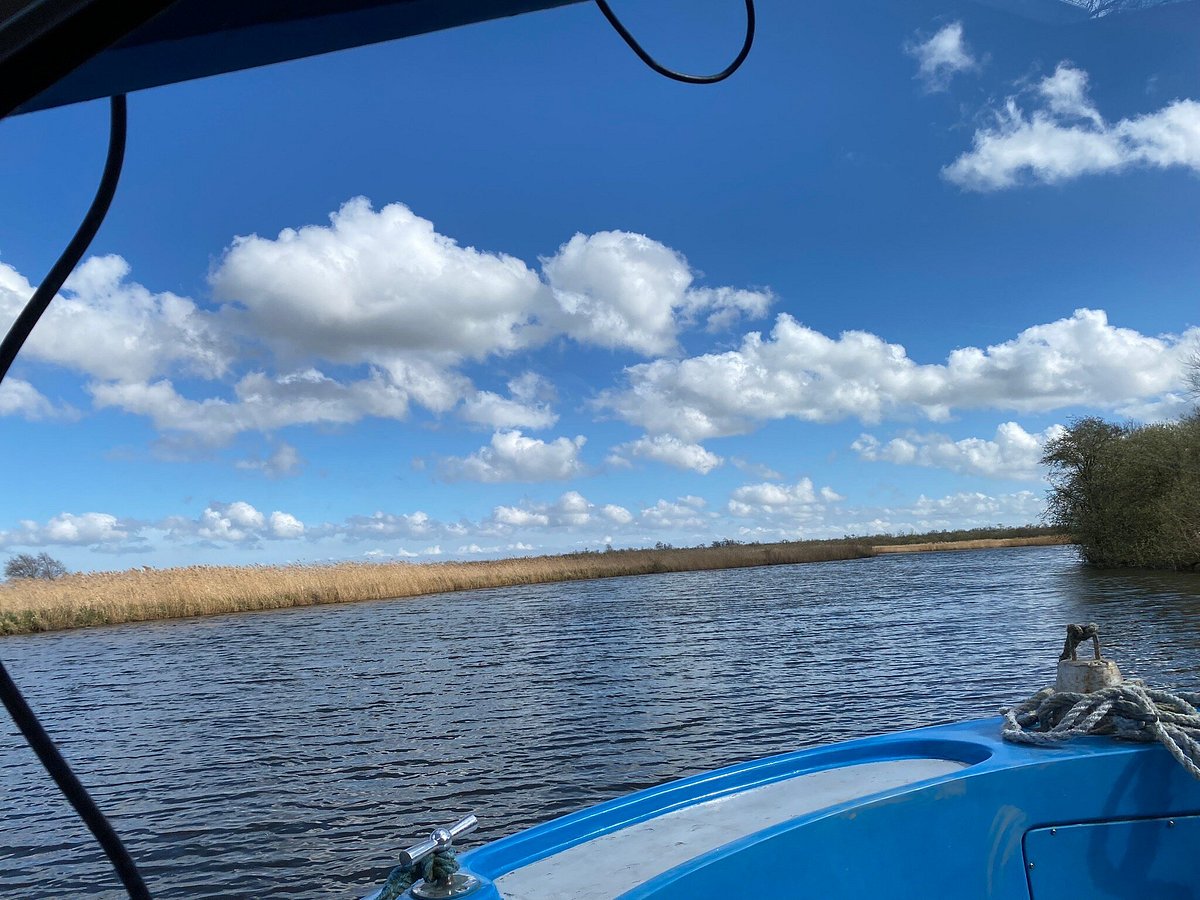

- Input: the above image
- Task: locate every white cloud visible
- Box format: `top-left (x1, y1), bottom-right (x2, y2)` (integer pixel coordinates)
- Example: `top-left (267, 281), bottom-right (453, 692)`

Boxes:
top-left (727, 478), bottom-right (838, 522)
top-left (90, 368), bottom-right (414, 444)
top-left (731, 457), bottom-right (783, 481)
top-left (542, 231), bottom-right (772, 356)
top-left (640, 495), bottom-right (712, 530)
top-left (163, 500), bottom-right (304, 544)
top-left (600, 503), bottom-right (634, 525)
top-left (492, 506), bottom-right (550, 527)
top-left (681, 287), bottom-right (775, 333)
top-left (906, 22), bottom-right (979, 92)
top-left (812, 490), bottom-right (1046, 539)
top-left (599, 309), bottom-right (1199, 439)
top-left (945, 63), bottom-right (1200, 190)
top-left (235, 442), bottom-right (304, 477)
top-left (200, 501), bottom-right (263, 541)
top-left (608, 434), bottom-right (723, 474)
top-left (489, 491), bottom-right (594, 531)
top-left (460, 373), bottom-right (558, 430)
top-left (911, 490), bottom-right (1045, 523)
top-left (334, 510), bottom-right (441, 540)
top-left (0, 512), bottom-right (132, 548)
top-left (440, 430), bottom-right (586, 482)
top-left (853, 422), bottom-right (1065, 481)
top-left (211, 197), bottom-right (547, 364)
top-left (3, 203), bottom-right (774, 452)
top-left (1038, 63), bottom-right (1103, 125)
top-left (0, 378), bottom-right (75, 420)
top-left (724, 486), bottom-right (1045, 542)
top-left (553, 491), bottom-right (592, 526)
top-left (269, 511), bottom-right (305, 539)
top-left (458, 543), bottom-right (499, 555)
top-left (0, 256), bottom-right (229, 383)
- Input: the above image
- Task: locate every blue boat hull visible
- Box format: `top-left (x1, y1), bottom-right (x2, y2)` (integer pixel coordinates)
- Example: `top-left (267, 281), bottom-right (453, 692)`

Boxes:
top-left (413, 717), bottom-right (1200, 899)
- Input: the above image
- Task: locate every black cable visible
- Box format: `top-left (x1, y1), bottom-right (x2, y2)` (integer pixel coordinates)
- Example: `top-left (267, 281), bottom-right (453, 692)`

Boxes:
top-left (0, 94), bottom-right (150, 900)
top-left (0, 96), bottom-right (127, 384)
top-left (593, 0), bottom-right (755, 85)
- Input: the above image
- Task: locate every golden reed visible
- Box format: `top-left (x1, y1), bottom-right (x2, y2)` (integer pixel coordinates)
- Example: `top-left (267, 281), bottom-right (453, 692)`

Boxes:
top-left (872, 535), bottom-right (1073, 555)
top-left (0, 540), bottom-right (875, 635)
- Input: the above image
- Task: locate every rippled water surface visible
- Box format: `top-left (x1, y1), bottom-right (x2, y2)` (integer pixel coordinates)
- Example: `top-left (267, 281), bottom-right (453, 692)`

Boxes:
top-left (3, 546), bottom-right (1200, 897)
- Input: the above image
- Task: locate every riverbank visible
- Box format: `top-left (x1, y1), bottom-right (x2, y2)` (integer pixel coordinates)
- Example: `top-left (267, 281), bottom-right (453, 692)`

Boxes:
top-left (0, 532), bottom-right (1072, 636)
top-left (872, 535), bottom-right (1073, 554)
top-left (1, 540), bottom-right (875, 635)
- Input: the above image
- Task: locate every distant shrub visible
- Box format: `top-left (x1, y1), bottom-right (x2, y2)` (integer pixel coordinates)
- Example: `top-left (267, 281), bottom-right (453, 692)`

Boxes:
top-left (1043, 414), bottom-right (1200, 571)
top-left (5, 552), bottom-right (68, 580)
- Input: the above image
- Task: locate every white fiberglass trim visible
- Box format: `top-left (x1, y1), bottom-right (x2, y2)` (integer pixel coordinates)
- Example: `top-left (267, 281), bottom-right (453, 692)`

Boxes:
top-left (495, 757), bottom-right (965, 900)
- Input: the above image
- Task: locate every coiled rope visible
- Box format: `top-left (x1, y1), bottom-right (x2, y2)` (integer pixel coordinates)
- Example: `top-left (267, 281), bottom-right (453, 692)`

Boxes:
top-left (1002, 682), bottom-right (1200, 780)
top-left (377, 847), bottom-right (460, 900)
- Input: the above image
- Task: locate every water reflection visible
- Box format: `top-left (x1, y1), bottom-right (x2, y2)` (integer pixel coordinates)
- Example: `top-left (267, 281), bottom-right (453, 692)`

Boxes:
top-left (1, 546), bottom-right (1197, 898)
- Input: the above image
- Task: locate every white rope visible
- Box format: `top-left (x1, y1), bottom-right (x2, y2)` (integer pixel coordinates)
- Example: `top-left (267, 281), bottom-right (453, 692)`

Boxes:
top-left (1001, 682), bottom-right (1200, 780)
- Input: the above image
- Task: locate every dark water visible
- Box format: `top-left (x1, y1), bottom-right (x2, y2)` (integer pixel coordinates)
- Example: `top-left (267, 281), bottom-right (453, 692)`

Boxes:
top-left (3, 546), bottom-right (1200, 898)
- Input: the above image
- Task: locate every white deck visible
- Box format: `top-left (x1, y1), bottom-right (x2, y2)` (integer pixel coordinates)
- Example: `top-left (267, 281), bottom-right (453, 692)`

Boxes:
top-left (495, 757), bottom-right (965, 900)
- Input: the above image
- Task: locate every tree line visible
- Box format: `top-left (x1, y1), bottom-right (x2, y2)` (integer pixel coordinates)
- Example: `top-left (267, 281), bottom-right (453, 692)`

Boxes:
top-left (1043, 412), bottom-right (1200, 571)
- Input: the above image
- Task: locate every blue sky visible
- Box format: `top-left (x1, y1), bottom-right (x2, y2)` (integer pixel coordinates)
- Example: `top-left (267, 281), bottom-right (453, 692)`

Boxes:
top-left (1, 0), bottom-right (1198, 570)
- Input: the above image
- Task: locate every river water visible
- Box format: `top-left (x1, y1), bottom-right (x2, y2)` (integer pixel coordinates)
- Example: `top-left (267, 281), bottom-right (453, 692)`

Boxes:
top-left (2, 546), bottom-right (1200, 898)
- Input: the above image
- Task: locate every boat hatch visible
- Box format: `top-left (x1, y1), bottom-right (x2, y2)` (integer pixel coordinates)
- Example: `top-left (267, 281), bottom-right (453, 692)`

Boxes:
top-left (1024, 814), bottom-right (1200, 899)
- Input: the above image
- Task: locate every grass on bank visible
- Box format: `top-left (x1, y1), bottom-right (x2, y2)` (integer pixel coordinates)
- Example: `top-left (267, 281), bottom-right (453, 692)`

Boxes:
top-left (872, 535), bottom-right (1073, 554)
top-left (0, 540), bottom-right (873, 635)
top-left (0, 527), bottom-right (1070, 636)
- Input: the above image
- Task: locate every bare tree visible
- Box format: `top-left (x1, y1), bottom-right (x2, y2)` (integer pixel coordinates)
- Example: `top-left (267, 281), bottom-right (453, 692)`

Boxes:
top-left (4, 552), bottom-right (68, 580)
top-left (1187, 347), bottom-right (1200, 401)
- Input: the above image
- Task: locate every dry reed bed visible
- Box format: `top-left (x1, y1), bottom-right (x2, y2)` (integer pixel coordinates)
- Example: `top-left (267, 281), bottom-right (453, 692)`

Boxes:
top-left (871, 535), bottom-right (1073, 554)
top-left (0, 541), bottom-right (873, 636)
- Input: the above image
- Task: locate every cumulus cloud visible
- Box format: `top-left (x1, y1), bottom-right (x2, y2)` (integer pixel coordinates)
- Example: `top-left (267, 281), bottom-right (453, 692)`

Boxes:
top-left (3, 200), bottom-right (775, 453)
top-left (542, 231), bottom-right (772, 356)
top-left (945, 63), bottom-right (1200, 190)
top-left (163, 500), bottom-right (304, 544)
top-left (911, 490), bottom-right (1044, 523)
top-left (640, 495), bottom-right (712, 530)
top-left (792, 490), bottom-right (1046, 540)
top-left (236, 442), bottom-right (304, 477)
top-left (608, 434), bottom-right (723, 474)
top-left (0, 256), bottom-right (229, 383)
top-left (460, 372), bottom-right (558, 430)
top-left (493, 506), bottom-right (549, 528)
top-left (333, 510), bottom-right (443, 541)
top-left (0, 512), bottom-right (133, 549)
top-left (90, 368), bottom-right (414, 444)
top-left (440, 430), bottom-right (586, 482)
top-left (853, 422), bottom-right (1065, 481)
top-left (551, 491), bottom-right (591, 526)
top-left (211, 201), bottom-right (770, 371)
top-left (489, 491), bottom-right (596, 530)
top-left (212, 197), bottom-right (546, 364)
top-left (269, 511), bottom-right (305, 539)
top-left (600, 503), bottom-right (634, 525)
top-left (727, 479), bottom-right (841, 522)
top-left (599, 309), bottom-right (1199, 440)
top-left (906, 22), bottom-right (979, 92)
top-left (0, 378), bottom-right (76, 420)
top-left (5, 204), bottom-right (773, 452)
top-left (723, 484), bottom-right (1046, 543)
top-left (458, 543), bottom-right (501, 555)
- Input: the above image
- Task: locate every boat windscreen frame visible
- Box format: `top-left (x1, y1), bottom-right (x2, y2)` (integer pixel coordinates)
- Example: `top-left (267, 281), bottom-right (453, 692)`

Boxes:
top-left (0, 0), bottom-right (586, 118)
